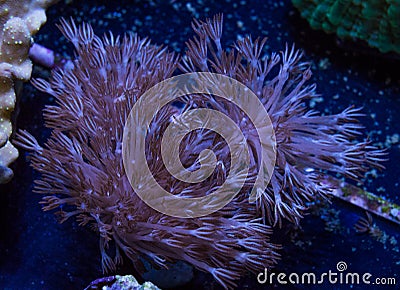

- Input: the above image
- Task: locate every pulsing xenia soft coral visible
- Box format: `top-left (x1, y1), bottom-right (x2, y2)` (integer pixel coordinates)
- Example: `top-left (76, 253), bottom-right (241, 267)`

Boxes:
top-left (16, 15), bottom-right (385, 289)
top-left (181, 14), bottom-right (385, 226)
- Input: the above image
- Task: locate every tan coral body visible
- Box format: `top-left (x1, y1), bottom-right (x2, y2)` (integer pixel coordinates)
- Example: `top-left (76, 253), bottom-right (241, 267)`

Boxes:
top-left (0, 0), bottom-right (55, 183)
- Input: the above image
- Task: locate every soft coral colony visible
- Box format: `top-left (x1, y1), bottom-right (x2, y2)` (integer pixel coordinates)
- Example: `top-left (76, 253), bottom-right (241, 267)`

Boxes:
top-left (16, 15), bottom-right (385, 289)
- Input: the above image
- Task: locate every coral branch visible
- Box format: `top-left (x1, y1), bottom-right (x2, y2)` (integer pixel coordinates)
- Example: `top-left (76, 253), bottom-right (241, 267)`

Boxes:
top-left (0, 0), bottom-right (56, 183)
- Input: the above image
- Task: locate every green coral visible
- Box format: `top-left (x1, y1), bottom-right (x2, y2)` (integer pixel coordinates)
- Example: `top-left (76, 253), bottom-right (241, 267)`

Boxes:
top-left (292, 0), bottom-right (400, 54)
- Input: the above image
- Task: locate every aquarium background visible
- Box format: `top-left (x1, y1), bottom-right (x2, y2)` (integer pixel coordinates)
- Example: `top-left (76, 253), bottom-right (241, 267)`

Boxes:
top-left (0, 0), bottom-right (399, 289)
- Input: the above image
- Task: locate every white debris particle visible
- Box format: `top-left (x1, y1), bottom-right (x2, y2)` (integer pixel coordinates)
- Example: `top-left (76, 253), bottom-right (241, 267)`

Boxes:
top-left (385, 133), bottom-right (399, 147)
top-left (318, 58), bottom-right (330, 70)
top-left (310, 97), bottom-right (324, 108)
top-left (376, 186), bottom-right (386, 193)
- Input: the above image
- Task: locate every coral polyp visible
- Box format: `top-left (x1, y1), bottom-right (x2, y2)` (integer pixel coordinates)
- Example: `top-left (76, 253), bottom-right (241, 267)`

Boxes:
top-left (16, 15), bottom-right (385, 289)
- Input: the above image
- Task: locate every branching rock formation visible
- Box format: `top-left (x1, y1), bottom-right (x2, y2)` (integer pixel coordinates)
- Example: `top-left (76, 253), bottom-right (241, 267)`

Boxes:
top-left (0, 0), bottom-right (56, 183)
